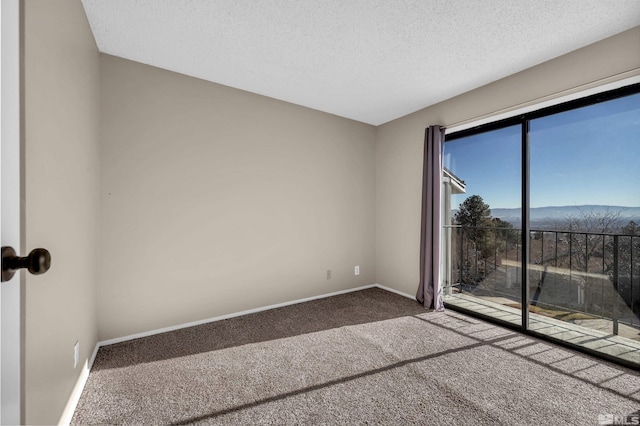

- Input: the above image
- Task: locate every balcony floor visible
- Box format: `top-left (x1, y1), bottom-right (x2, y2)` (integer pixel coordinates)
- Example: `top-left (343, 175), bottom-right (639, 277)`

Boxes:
top-left (444, 293), bottom-right (640, 367)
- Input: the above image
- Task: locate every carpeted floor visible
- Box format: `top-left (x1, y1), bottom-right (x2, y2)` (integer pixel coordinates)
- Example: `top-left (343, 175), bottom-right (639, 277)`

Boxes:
top-left (72, 288), bottom-right (640, 425)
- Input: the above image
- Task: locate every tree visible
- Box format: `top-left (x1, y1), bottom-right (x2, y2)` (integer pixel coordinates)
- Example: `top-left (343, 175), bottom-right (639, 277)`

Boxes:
top-left (621, 220), bottom-right (640, 236)
top-left (453, 195), bottom-right (506, 284)
top-left (491, 217), bottom-right (514, 238)
top-left (614, 220), bottom-right (640, 314)
top-left (546, 208), bottom-right (638, 317)
top-left (454, 195), bottom-right (492, 243)
top-left (559, 207), bottom-right (625, 234)
top-left (557, 208), bottom-right (625, 272)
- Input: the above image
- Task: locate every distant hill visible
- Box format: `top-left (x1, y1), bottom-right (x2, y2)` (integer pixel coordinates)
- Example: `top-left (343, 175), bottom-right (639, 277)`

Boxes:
top-left (487, 205), bottom-right (640, 228)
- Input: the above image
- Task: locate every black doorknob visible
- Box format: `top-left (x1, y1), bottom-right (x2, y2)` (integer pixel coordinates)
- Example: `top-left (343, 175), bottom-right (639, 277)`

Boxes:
top-left (1, 246), bottom-right (51, 282)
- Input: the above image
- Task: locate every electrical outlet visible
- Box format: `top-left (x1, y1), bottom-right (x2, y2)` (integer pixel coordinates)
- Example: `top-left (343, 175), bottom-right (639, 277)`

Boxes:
top-left (326, 270), bottom-right (332, 280)
top-left (355, 265), bottom-right (360, 276)
top-left (74, 341), bottom-right (79, 369)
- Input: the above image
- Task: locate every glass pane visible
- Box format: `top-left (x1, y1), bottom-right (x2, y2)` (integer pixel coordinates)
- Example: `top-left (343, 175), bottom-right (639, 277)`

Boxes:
top-left (529, 92), bottom-right (640, 365)
top-left (442, 125), bottom-right (522, 327)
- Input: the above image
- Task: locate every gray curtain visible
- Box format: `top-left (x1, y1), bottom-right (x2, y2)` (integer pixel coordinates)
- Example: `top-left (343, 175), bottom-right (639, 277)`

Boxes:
top-left (416, 125), bottom-right (445, 311)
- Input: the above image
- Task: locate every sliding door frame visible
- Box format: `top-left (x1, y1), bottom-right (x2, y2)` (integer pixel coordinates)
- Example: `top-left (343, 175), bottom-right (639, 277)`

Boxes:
top-left (442, 81), bottom-right (640, 369)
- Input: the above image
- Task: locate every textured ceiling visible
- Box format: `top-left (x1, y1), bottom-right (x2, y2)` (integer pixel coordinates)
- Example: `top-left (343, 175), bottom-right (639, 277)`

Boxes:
top-left (81, 0), bottom-right (640, 125)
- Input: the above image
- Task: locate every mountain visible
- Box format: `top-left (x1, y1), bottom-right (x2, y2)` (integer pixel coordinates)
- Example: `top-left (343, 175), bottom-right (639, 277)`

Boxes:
top-left (487, 205), bottom-right (640, 227)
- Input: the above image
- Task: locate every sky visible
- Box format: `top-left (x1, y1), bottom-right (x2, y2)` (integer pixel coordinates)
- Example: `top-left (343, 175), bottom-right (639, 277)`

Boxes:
top-left (444, 91), bottom-right (640, 211)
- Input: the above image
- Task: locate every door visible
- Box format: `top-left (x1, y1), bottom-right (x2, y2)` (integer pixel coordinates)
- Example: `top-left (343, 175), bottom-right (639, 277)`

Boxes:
top-left (1, 0), bottom-right (22, 424)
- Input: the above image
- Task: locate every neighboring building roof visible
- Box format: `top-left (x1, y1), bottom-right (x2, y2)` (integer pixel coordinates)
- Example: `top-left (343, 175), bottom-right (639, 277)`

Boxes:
top-left (443, 168), bottom-right (466, 194)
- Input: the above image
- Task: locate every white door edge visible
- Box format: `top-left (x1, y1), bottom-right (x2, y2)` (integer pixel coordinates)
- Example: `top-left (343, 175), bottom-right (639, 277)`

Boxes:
top-left (1, 0), bottom-right (23, 424)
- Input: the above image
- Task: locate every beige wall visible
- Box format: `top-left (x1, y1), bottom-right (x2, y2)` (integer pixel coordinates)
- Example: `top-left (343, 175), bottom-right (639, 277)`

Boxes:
top-left (98, 55), bottom-right (376, 340)
top-left (376, 26), bottom-right (640, 296)
top-left (19, 4), bottom-right (639, 422)
top-left (23, 0), bottom-right (101, 424)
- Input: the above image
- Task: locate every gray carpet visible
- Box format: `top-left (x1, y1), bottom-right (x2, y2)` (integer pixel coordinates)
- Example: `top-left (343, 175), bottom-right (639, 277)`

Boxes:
top-left (72, 288), bottom-right (640, 425)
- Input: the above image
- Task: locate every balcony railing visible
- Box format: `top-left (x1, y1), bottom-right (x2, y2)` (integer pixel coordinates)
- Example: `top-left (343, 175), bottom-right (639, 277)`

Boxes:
top-left (443, 225), bottom-right (640, 335)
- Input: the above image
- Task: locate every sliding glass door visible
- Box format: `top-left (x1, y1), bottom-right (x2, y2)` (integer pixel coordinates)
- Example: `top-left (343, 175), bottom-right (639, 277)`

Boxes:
top-left (442, 83), bottom-right (640, 368)
top-left (442, 124), bottom-right (523, 326)
top-left (527, 91), bottom-right (640, 363)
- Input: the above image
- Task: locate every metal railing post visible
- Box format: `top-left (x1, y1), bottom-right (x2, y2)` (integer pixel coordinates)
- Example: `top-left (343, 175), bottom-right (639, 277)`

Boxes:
top-left (460, 227), bottom-right (464, 291)
top-left (632, 236), bottom-right (635, 322)
top-left (613, 235), bottom-right (619, 335)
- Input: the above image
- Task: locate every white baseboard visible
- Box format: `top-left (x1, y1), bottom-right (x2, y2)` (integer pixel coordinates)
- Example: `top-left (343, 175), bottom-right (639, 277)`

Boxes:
top-left (98, 284), bottom-right (379, 347)
top-left (57, 343), bottom-right (100, 426)
top-left (374, 284), bottom-right (415, 300)
top-left (60, 283), bottom-right (414, 424)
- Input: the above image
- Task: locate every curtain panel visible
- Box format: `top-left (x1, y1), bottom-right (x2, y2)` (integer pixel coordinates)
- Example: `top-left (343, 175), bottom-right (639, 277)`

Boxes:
top-left (416, 125), bottom-right (445, 311)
